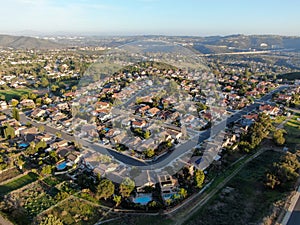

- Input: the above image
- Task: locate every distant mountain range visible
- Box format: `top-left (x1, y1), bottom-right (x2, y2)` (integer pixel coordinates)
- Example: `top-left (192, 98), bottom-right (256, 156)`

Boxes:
top-left (0, 34), bottom-right (62, 49)
top-left (1, 34), bottom-right (300, 52)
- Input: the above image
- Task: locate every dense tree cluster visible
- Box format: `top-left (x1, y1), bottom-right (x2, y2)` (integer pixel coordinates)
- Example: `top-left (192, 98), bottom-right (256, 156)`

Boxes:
top-left (239, 113), bottom-right (273, 153)
top-left (96, 179), bottom-right (115, 200)
top-left (119, 178), bottom-right (135, 198)
top-left (273, 129), bottom-right (286, 146)
top-left (265, 151), bottom-right (300, 190)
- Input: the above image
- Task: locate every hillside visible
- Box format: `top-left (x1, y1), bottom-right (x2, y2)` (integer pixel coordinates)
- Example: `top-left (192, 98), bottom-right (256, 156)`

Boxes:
top-left (192, 35), bottom-right (300, 54)
top-left (277, 72), bottom-right (300, 80)
top-left (0, 35), bottom-right (62, 49)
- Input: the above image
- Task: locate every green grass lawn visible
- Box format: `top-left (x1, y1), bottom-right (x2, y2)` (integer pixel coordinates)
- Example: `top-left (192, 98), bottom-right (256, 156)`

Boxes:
top-left (0, 172), bottom-right (38, 196)
top-left (284, 114), bottom-right (300, 146)
top-left (183, 151), bottom-right (286, 225)
top-left (0, 88), bottom-right (32, 101)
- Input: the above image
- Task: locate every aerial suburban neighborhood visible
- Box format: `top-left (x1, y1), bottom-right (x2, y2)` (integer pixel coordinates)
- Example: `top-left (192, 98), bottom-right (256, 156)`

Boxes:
top-left (0, 34), bottom-right (299, 225)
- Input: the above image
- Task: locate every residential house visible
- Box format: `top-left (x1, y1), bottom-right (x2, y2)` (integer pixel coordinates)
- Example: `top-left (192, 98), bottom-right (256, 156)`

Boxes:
top-left (0, 101), bottom-right (8, 110)
top-left (146, 107), bottom-right (160, 117)
top-left (36, 133), bottom-right (52, 143)
top-left (158, 174), bottom-right (178, 196)
top-left (20, 99), bottom-right (35, 108)
top-left (259, 104), bottom-right (280, 116)
top-left (51, 140), bottom-right (69, 149)
top-left (31, 108), bottom-right (46, 119)
top-left (131, 120), bottom-right (147, 129)
top-left (95, 101), bottom-right (110, 110)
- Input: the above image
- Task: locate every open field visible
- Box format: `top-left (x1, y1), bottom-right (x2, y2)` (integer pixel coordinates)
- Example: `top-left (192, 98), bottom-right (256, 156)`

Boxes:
top-left (0, 88), bottom-right (32, 101)
top-left (183, 151), bottom-right (286, 225)
top-left (0, 172), bottom-right (38, 196)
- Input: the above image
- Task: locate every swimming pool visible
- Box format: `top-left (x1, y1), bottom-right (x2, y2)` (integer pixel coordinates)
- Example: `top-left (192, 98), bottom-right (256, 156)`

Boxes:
top-left (162, 193), bottom-right (173, 200)
top-left (56, 161), bottom-right (67, 170)
top-left (133, 194), bottom-right (152, 205)
top-left (19, 143), bottom-right (29, 148)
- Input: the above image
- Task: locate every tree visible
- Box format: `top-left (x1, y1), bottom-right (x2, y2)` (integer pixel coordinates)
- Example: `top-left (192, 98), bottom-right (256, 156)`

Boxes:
top-left (36, 98), bottom-right (42, 106)
top-left (144, 130), bottom-right (151, 139)
top-left (12, 107), bottom-right (20, 121)
top-left (273, 129), bottom-right (286, 146)
top-left (71, 85), bottom-right (77, 92)
top-left (194, 169), bottom-right (205, 188)
top-left (113, 195), bottom-right (122, 207)
top-left (38, 125), bottom-right (45, 133)
top-left (119, 178), bottom-right (135, 198)
top-left (179, 188), bottom-right (187, 198)
top-left (265, 173), bottom-right (280, 189)
top-left (39, 214), bottom-right (63, 225)
top-left (41, 165), bottom-right (52, 175)
top-left (41, 77), bottom-right (49, 87)
top-left (144, 148), bottom-right (155, 158)
top-left (55, 132), bottom-right (62, 138)
top-left (265, 151), bottom-right (300, 190)
top-left (4, 124), bottom-right (15, 139)
top-left (11, 99), bottom-right (19, 107)
top-left (96, 179), bottom-right (115, 200)
top-left (16, 156), bottom-right (25, 170)
top-left (51, 85), bottom-right (59, 92)
top-left (25, 141), bottom-right (36, 155)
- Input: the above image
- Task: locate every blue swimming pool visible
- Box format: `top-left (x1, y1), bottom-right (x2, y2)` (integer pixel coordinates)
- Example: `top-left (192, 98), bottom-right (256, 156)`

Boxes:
top-left (19, 143), bottom-right (29, 148)
top-left (56, 161), bottom-right (67, 170)
top-left (162, 193), bottom-right (173, 200)
top-left (133, 194), bottom-right (152, 205)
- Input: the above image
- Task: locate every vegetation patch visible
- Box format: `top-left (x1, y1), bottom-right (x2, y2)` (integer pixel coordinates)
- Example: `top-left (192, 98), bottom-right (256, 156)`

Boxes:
top-left (183, 150), bottom-right (289, 225)
top-left (0, 172), bottom-right (38, 196)
top-left (0, 88), bottom-right (32, 101)
top-left (0, 180), bottom-right (69, 225)
top-left (284, 114), bottom-right (300, 146)
top-left (0, 167), bottom-right (21, 183)
top-left (44, 197), bottom-right (109, 225)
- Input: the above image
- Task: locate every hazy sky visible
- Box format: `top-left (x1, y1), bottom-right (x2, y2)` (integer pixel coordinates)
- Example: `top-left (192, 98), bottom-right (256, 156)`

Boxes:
top-left (0, 0), bottom-right (299, 36)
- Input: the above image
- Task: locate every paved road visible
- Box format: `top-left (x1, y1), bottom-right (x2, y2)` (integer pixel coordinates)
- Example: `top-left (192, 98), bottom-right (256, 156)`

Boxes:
top-left (13, 85), bottom-right (290, 170)
top-left (287, 189), bottom-right (300, 225)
